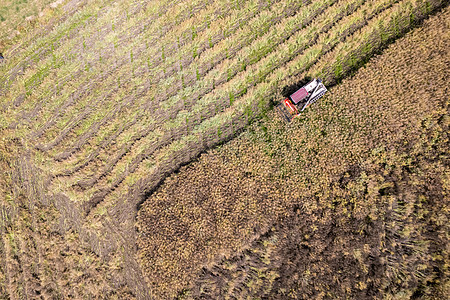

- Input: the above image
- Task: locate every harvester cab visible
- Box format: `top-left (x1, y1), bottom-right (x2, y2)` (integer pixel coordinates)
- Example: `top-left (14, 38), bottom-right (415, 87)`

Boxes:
top-left (275, 78), bottom-right (327, 122)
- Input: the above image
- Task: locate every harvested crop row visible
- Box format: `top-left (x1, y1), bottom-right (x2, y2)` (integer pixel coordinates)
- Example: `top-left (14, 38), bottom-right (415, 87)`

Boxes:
top-left (0, 135), bottom-right (132, 298)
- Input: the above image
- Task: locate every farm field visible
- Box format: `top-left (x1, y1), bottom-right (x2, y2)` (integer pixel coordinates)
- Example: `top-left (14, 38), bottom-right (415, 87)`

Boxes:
top-left (0, 0), bottom-right (448, 298)
top-left (0, 0), bottom-right (57, 49)
top-left (137, 7), bottom-right (449, 298)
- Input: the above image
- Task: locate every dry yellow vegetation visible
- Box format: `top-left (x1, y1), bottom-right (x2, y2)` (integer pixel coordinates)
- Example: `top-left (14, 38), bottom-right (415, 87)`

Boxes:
top-left (137, 7), bottom-right (449, 298)
top-left (0, 0), bottom-right (448, 298)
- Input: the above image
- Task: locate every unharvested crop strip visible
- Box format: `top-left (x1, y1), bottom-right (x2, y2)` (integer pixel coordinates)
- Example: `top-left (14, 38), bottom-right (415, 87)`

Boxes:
top-left (54, 110), bottom-right (121, 162)
top-left (92, 0), bottom-right (283, 118)
top-left (24, 57), bottom-right (109, 130)
top-left (0, 3), bottom-right (102, 96)
top-left (73, 121), bottom-right (160, 190)
top-left (82, 134), bottom-right (179, 215)
top-left (1, 0), bottom-right (174, 90)
top-left (31, 64), bottom-right (139, 147)
top-left (98, 0), bottom-right (250, 84)
top-left (30, 50), bottom-right (146, 152)
top-left (53, 94), bottom-right (137, 161)
top-left (28, 73), bottom-right (99, 140)
top-left (48, 83), bottom-right (153, 166)
top-left (4, 28), bottom-right (112, 135)
top-left (40, 75), bottom-right (147, 159)
top-left (141, 0), bottom-right (281, 71)
top-left (146, 0), bottom-right (288, 89)
top-left (71, 0), bottom-right (209, 70)
top-left (162, 0), bottom-right (400, 124)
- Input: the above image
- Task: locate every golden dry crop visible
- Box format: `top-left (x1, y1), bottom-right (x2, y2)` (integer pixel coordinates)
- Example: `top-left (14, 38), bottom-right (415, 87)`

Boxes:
top-left (0, 0), bottom-right (448, 298)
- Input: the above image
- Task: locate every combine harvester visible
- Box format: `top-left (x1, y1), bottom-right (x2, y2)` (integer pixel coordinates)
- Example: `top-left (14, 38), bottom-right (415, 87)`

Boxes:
top-left (276, 78), bottom-right (328, 122)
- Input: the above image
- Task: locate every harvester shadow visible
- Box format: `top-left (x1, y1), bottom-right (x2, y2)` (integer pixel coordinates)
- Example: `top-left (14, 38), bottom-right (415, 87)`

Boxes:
top-left (280, 76), bottom-right (312, 98)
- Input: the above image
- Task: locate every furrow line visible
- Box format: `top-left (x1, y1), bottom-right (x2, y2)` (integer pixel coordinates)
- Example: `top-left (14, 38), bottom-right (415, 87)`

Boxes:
top-left (55, 118), bottom-right (137, 177)
top-left (32, 61), bottom-right (134, 152)
top-left (142, 0), bottom-right (288, 90)
top-left (73, 123), bottom-right (159, 190)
